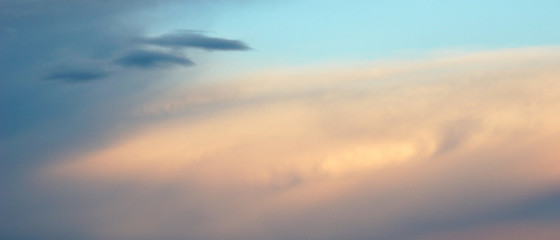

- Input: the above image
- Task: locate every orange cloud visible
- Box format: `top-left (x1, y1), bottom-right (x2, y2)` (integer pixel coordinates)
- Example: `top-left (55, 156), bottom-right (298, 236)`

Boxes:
top-left (41, 47), bottom-right (560, 240)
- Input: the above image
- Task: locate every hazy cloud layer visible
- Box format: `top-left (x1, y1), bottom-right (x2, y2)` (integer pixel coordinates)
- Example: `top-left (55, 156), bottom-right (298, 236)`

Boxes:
top-left (2, 1), bottom-right (560, 240)
top-left (35, 48), bottom-right (560, 240)
top-left (44, 68), bottom-right (112, 82)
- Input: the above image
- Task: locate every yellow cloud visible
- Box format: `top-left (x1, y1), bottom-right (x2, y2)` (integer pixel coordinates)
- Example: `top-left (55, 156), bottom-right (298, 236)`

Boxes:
top-left (45, 47), bottom-right (560, 185)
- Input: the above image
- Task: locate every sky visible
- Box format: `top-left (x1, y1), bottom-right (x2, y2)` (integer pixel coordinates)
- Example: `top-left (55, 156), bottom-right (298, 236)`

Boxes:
top-left (1, 1), bottom-right (560, 239)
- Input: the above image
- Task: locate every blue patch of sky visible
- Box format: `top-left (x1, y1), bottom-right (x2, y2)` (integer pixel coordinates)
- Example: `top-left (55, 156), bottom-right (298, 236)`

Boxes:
top-left (132, 0), bottom-right (560, 74)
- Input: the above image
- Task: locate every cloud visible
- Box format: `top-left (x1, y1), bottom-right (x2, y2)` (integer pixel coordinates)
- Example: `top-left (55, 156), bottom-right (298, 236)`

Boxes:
top-left (39, 31), bottom-right (251, 80)
top-left (0, 2), bottom-right (251, 237)
top-left (115, 50), bottom-right (194, 68)
top-left (44, 68), bottom-right (111, 82)
top-left (1, 0), bottom-right (155, 146)
top-left (2, 1), bottom-right (559, 240)
top-left (1, 1), bottom-right (251, 83)
top-left (141, 31), bottom-right (251, 51)
top-left (38, 48), bottom-right (560, 240)
top-left (43, 30), bottom-right (251, 80)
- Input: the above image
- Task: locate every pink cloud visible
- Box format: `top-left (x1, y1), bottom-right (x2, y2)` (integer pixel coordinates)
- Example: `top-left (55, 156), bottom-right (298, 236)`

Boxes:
top-left (40, 47), bottom-right (560, 240)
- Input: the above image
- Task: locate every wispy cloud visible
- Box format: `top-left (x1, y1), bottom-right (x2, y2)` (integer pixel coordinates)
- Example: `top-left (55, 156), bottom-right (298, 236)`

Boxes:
top-left (2, 0), bottom-right (560, 239)
top-left (41, 48), bottom-right (560, 240)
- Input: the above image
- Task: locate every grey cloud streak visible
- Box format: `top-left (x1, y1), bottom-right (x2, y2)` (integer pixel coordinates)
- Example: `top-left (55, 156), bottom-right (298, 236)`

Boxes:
top-left (39, 31), bottom-right (251, 82)
top-left (141, 32), bottom-right (252, 51)
top-left (115, 50), bottom-right (195, 68)
top-left (1, 1), bottom-right (251, 83)
top-left (42, 30), bottom-right (251, 82)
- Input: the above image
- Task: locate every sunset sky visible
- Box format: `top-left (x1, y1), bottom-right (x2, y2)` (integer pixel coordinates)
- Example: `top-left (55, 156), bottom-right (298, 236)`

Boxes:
top-left (2, 1), bottom-right (560, 239)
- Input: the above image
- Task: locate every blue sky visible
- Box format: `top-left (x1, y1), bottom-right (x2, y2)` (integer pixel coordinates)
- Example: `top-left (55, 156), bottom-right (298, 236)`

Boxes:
top-left (1, 1), bottom-right (560, 240)
top-left (145, 0), bottom-right (560, 63)
top-left (120, 0), bottom-right (560, 79)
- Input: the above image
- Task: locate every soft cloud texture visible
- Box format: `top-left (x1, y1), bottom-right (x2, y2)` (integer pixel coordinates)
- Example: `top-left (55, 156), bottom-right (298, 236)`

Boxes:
top-left (2, 1), bottom-right (560, 240)
top-left (39, 48), bottom-right (560, 240)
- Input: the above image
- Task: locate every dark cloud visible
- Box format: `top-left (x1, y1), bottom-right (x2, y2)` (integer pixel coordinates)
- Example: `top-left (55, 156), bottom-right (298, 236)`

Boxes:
top-left (0, 0), bottom-right (168, 17)
top-left (115, 50), bottom-right (194, 68)
top-left (1, 1), bottom-right (251, 83)
top-left (507, 191), bottom-right (560, 221)
top-left (40, 30), bottom-right (250, 80)
top-left (0, 0), bottom-right (251, 187)
top-left (44, 69), bottom-right (111, 82)
top-left (142, 32), bottom-right (251, 51)
top-left (380, 190), bottom-right (560, 240)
